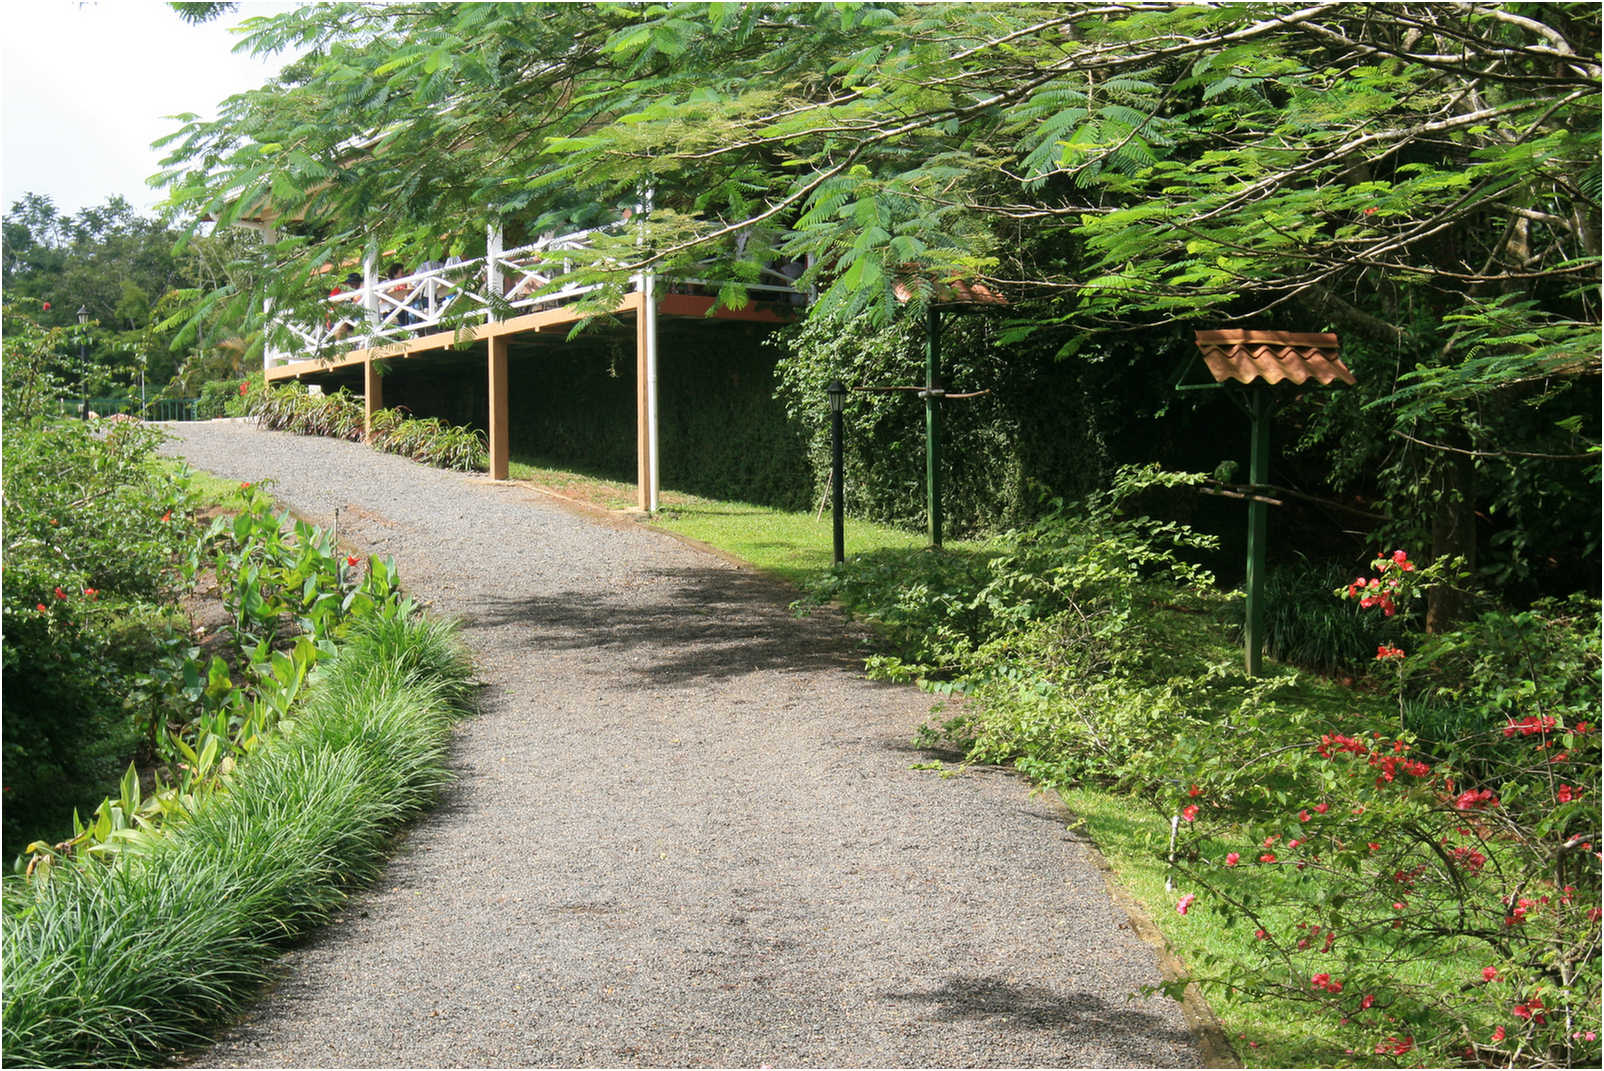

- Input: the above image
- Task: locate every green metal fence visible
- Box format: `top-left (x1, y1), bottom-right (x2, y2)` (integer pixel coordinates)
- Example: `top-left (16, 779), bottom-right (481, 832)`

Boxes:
top-left (58, 397), bottom-right (201, 422)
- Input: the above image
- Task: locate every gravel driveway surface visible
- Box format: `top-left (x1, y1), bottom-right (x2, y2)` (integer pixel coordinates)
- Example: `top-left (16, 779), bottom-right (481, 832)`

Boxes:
top-left (157, 420), bottom-right (1205, 1068)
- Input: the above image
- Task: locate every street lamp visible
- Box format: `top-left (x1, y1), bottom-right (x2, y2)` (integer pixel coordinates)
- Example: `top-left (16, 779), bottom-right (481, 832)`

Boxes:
top-left (76, 306), bottom-right (89, 420)
top-left (828, 379), bottom-right (847, 566)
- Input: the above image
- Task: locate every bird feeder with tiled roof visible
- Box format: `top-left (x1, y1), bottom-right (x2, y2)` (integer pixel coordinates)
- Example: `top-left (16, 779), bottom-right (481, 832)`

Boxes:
top-left (886, 273), bottom-right (1008, 548)
top-left (1178, 330), bottom-right (1355, 676)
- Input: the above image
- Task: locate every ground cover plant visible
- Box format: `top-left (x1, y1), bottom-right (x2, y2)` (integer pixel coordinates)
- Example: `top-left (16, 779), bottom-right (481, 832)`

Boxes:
top-left (1, 473), bottom-right (475, 1067)
top-left (244, 378), bottom-right (487, 472)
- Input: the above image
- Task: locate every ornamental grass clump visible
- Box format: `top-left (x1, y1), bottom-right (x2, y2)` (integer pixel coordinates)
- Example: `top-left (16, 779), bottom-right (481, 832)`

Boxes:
top-left (0, 607), bottom-right (474, 1068)
top-left (245, 383), bottom-right (486, 472)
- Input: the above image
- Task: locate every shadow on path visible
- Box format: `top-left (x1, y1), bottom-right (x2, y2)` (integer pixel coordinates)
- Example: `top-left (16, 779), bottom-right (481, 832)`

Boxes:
top-left (885, 974), bottom-right (1194, 1040)
top-left (465, 565), bottom-right (869, 684)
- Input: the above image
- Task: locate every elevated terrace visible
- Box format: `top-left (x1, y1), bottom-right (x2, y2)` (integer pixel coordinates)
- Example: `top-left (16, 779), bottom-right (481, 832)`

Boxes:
top-left (262, 222), bottom-right (807, 509)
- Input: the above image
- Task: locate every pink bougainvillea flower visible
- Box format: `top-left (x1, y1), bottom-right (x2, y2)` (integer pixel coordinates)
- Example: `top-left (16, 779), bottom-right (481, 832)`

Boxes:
top-left (1176, 893), bottom-right (1195, 915)
top-left (1225, 852), bottom-right (1240, 867)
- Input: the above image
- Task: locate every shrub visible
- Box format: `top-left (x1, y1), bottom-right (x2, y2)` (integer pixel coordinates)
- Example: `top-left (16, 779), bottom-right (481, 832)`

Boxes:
top-left (1, 417), bottom-right (196, 857)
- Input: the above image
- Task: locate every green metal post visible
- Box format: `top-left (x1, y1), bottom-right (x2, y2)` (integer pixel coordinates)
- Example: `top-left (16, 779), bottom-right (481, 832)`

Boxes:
top-left (1244, 386), bottom-right (1271, 676)
top-left (925, 305), bottom-right (943, 548)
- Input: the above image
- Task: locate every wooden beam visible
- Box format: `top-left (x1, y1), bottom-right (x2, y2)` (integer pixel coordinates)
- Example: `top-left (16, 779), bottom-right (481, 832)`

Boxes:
top-left (363, 357), bottom-right (382, 443)
top-left (488, 336), bottom-right (509, 481)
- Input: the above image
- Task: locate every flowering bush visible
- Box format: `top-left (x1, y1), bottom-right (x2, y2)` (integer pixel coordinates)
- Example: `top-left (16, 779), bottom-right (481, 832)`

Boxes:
top-left (1161, 559), bottom-right (1601, 1067)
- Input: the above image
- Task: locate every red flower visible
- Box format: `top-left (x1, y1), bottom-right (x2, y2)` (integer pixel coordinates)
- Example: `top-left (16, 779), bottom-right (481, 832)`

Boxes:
top-left (83, 588), bottom-right (98, 599)
top-left (1254, 928), bottom-right (1269, 940)
top-left (1363, 206), bottom-right (1377, 216)
top-left (54, 587), bottom-right (67, 600)
top-left (1187, 784), bottom-right (1202, 797)
top-left (1361, 994), bottom-right (1375, 1010)
top-left (36, 603), bottom-right (47, 613)
top-left (42, 301), bottom-right (51, 311)
top-left (1482, 966), bottom-right (1499, 982)
top-left (240, 482), bottom-right (252, 491)
top-left (1180, 804), bottom-right (1199, 822)
top-left (1225, 852), bottom-right (1240, 867)
top-left (1176, 893), bottom-right (1195, 915)
top-left (1491, 1025), bottom-right (1506, 1042)
top-left (346, 555), bottom-right (360, 567)
top-left (239, 382), bottom-right (249, 396)
top-left (1259, 852), bottom-right (1277, 863)
top-left (1314, 802), bottom-right (1329, 814)
top-left (160, 510), bottom-right (172, 523)
top-left (1557, 784), bottom-right (1575, 803)
top-left (1375, 643), bottom-right (1405, 660)
top-left (1455, 788), bottom-right (1499, 811)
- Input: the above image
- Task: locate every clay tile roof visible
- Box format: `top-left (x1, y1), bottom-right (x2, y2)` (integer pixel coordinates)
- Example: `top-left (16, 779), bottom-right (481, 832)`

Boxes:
top-left (1193, 330), bottom-right (1354, 387)
top-left (892, 275), bottom-right (1008, 308)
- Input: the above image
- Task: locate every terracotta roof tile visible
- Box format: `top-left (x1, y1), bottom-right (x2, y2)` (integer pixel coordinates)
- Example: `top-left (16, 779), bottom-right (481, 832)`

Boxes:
top-left (1193, 330), bottom-right (1354, 387)
top-left (892, 275), bottom-right (1007, 308)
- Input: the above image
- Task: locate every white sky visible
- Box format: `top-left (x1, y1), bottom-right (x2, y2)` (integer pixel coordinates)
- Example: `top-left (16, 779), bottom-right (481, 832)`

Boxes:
top-left (1, 0), bottom-right (295, 220)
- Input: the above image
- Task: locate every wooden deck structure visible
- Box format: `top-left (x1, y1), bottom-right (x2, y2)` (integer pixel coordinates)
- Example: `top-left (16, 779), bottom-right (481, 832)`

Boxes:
top-left (263, 224), bottom-right (803, 510)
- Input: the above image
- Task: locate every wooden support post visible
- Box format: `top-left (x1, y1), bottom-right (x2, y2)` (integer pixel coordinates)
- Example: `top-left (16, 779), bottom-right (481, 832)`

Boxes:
top-left (635, 289), bottom-right (651, 510)
top-left (1244, 386), bottom-right (1272, 676)
top-left (363, 357), bottom-right (382, 443)
top-left (488, 336), bottom-right (509, 481)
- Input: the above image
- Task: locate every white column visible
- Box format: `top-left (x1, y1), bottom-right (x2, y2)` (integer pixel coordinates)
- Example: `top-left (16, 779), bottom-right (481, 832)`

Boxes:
top-left (362, 242), bottom-right (380, 341)
top-left (486, 221), bottom-right (504, 319)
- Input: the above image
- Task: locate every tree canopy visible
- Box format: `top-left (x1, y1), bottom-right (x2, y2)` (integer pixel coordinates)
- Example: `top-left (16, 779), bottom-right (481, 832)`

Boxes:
top-left (156, 1), bottom-right (1600, 598)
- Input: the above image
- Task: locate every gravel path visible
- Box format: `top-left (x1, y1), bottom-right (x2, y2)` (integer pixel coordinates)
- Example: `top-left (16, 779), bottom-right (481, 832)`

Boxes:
top-left (157, 420), bottom-right (1205, 1069)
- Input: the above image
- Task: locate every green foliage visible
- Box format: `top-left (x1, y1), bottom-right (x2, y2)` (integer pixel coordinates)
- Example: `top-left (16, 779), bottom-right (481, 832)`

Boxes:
top-left (0, 610), bottom-right (473, 1067)
top-left (248, 381), bottom-right (488, 471)
top-left (1250, 561), bottom-right (1394, 676)
top-left (1, 334), bottom-right (199, 855)
top-left (152, 1), bottom-right (1599, 602)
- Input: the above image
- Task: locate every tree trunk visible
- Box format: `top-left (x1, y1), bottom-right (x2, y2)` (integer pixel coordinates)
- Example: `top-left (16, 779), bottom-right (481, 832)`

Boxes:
top-left (1426, 449), bottom-right (1477, 632)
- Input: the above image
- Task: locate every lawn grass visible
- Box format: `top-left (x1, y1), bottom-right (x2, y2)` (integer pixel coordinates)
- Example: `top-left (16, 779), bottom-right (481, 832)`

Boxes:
top-left (506, 454), bottom-right (974, 586)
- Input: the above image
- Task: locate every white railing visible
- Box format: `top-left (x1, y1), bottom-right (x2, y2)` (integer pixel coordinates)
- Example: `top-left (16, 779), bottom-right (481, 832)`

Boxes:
top-left (264, 225), bottom-right (808, 369)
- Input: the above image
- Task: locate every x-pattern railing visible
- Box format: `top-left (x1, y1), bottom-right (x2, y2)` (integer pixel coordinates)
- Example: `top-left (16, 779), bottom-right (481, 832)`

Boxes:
top-left (264, 226), bottom-right (807, 368)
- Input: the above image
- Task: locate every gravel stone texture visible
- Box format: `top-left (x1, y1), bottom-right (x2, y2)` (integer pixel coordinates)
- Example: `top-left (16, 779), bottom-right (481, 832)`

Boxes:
top-left (157, 420), bottom-right (1203, 1069)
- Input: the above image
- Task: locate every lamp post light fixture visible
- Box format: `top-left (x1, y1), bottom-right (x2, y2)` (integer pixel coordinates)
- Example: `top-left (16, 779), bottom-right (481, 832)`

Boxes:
top-left (76, 306), bottom-right (89, 420)
top-left (827, 378), bottom-right (847, 566)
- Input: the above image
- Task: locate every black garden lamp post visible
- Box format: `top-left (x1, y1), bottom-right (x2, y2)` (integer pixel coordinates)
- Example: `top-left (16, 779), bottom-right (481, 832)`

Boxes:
top-left (828, 378), bottom-right (847, 566)
top-left (76, 305), bottom-right (89, 420)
